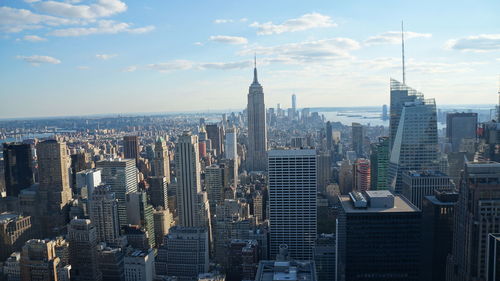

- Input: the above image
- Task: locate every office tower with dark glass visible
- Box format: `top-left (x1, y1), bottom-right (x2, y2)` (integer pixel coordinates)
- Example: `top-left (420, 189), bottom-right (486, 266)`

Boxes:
top-left (388, 97), bottom-right (439, 193)
top-left (370, 136), bottom-right (389, 190)
top-left (206, 124), bottom-right (224, 157)
top-left (446, 112), bottom-right (478, 152)
top-left (123, 135), bottom-right (139, 164)
top-left (337, 190), bottom-right (421, 281)
top-left (268, 149), bottom-right (317, 260)
top-left (351, 122), bottom-right (364, 157)
top-left (96, 158), bottom-right (138, 228)
top-left (326, 121), bottom-right (333, 150)
top-left (447, 162), bottom-right (500, 281)
top-left (247, 60), bottom-right (267, 171)
top-left (3, 143), bottom-right (33, 197)
top-left (487, 233), bottom-right (500, 281)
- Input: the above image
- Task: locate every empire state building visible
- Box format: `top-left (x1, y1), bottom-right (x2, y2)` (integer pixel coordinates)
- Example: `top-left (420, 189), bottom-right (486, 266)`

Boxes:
top-left (247, 59), bottom-right (267, 171)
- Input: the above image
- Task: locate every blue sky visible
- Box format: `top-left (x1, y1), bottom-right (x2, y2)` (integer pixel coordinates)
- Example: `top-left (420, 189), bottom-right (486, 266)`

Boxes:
top-left (0, 0), bottom-right (499, 118)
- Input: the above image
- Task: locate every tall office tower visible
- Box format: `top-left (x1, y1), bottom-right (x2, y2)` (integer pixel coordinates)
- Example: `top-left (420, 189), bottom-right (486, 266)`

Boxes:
top-left (148, 176), bottom-right (168, 209)
top-left (388, 98), bottom-right (439, 193)
top-left (126, 192), bottom-right (155, 248)
top-left (123, 136), bottom-right (139, 164)
top-left (447, 162), bottom-right (500, 281)
top-left (314, 234), bottom-right (336, 281)
top-left (225, 126), bottom-right (238, 159)
top-left (487, 233), bottom-right (500, 281)
top-left (268, 149), bottom-right (317, 260)
top-left (75, 168), bottom-right (101, 198)
top-left (0, 213), bottom-right (33, 262)
top-left (337, 190), bottom-right (422, 281)
top-left (153, 207), bottom-right (173, 247)
top-left (20, 239), bottom-right (61, 281)
top-left (88, 185), bottom-right (121, 245)
top-left (351, 122), bottom-right (365, 157)
top-left (205, 164), bottom-right (225, 215)
top-left (70, 152), bottom-right (91, 193)
top-left (317, 153), bottom-right (331, 193)
top-left (401, 170), bottom-right (454, 209)
top-left (253, 191), bottom-right (264, 222)
top-left (227, 239), bottom-right (259, 281)
top-left (3, 252), bottom-right (21, 281)
top-left (338, 160), bottom-right (354, 195)
top-left (3, 143), bottom-right (33, 197)
top-left (37, 139), bottom-right (73, 236)
top-left (206, 124), bottom-right (224, 157)
top-left (353, 158), bottom-right (371, 192)
top-left (96, 158), bottom-right (137, 228)
top-left (382, 104), bottom-right (388, 120)
top-left (422, 190), bottom-right (458, 281)
top-left (292, 94), bottom-right (297, 110)
top-left (155, 227), bottom-right (209, 279)
top-left (151, 137), bottom-right (170, 182)
top-left (67, 219), bottom-right (102, 281)
top-left (247, 60), bottom-right (267, 172)
top-left (326, 121), bottom-right (333, 150)
top-left (124, 249), bottom-right (154, 281)
top-left (389, 79), bottom-right (422, 150)
top-left (370, 137), bottom-right (389, 190)
top-left (97, 246), bottom-right (125, 281)
top-left (446, 112), bottom-right (478, 152)
top-left (175, 132), bottom-right (202, 227)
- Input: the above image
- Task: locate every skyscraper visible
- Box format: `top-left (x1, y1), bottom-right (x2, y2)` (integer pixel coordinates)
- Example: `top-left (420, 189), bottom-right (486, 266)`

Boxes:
top-left (205, 164), bottom-right (225, 215)
top-left (151, 137), bottom-right (170, 182)
top-left (351, 122), bottom-right (365, 157)
top-left (67, 219), bottom-right (102, 281)
top-left (0, 213), bottom-right (33, 262)
top-left (446, 112), bottom-right (478, 152)
top-left (20, 239), bottom-right (61, 281)
top-left (96, 158), bottom-right (137, 228)
top-left (353, 158), bottom-right (370, 192)
top-left (326, 121), bottom-right (333, 150)
top-left (370, 136), bottom-right (389, 190)
top-left (124, 249), bottom-right (154, 281)
top-left (88, 185), bottom-right (121, 246)
top-left (126, 192), bottom-right (155, 248)
top-left (447, 161), bottom-right (500, 281)
top-left (337, 190), bottom-right (422, 281)
top-left (206, 124), bottom-right (224, 157)
top-left (388, 98), bottom-right (439, 193)
top-left (148, 176), bottom-right (168, 209)
top-left (268, 149), bottom-right (317, 260)
top-left (123, 136), bottom-right (139, 164)
top-left (224, 126), bottom-right (238, 160)
top-left (487, 233), bottom-right (500, 281)
top-left (402, 170), bottom-right (454, 209)
top-left (36, 139), bottom-right (73, 236)
top-left (3, 143), bottom-right (33, 197)
top-left (247, 59), bottom-right (267, 171)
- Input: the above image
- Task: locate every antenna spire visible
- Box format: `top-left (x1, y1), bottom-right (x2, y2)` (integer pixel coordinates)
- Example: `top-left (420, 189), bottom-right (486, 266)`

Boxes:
top-left (401, 21), bottom-right (406, 85)
top-left (253, 53), bottom-right (258, 83)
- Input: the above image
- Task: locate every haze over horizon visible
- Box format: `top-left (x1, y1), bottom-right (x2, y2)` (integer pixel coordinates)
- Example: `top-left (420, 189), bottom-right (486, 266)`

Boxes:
top-left (1, 0), bottom-right (499, 118)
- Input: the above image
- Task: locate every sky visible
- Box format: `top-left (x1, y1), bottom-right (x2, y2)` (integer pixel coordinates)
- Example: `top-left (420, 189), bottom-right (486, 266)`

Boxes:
top-left (0, 0), bottom-right (499, 119)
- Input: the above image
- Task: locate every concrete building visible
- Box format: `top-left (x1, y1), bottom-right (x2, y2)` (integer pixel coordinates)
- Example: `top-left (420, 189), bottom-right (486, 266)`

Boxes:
top-left (0, 213), bottom-right (33, 262)
top-left (205, 164), bottom-right (225, 215)
top-left (255, 251), bottom-right (317, 281)
top-left (153, 207), bottom-right (174, 248)
top-left (402, 170), bottom-right (455, 209)
top-left (149, 176), bottom-right (168, 209)
top-left (487, 233), bottom-right (500, 281)
top-left (206, 124), bottom-right (224, 157)
top-left (351, 123), bottom-right (365, 157)
top-left (20, 239), bottom-right (61, 281)
top-left (337, 190), bottom-right (422, 281)
top-left (67, 219), bottom-right (102, 281)
top-left (151, 137), bottom-right (171, 182)
top-left (97, 245), bottom-right (125, 281)
top-left (75, 168), bottom-right (101, 199)
top-left (268, 149), bottom-right (317, 260)
top-left (3, 252), bottom-right (21, 281)
top-left (89, 185), bottom-right (121, 246)
top-left (124, 249), bottom-right (154, 281)
top-left (226, 239), bottom-right (259, 281)
top-left (123, 136), bottom-right (139, 165)
top-left (353, 158), bottom-right (370, 192)
top-left (126, 192), bottom-right (155, 248)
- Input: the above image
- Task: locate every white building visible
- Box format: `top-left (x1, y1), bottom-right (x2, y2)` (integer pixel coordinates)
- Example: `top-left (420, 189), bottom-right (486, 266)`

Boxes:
top-left (124, 249), bottom-right (154, 281)
top-left (76, 168), bottom-right (102, 198)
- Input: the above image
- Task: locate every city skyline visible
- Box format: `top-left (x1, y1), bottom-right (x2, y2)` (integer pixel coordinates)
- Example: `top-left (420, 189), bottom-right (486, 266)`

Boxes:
top-left (1, 0), bottom-right (500, 118)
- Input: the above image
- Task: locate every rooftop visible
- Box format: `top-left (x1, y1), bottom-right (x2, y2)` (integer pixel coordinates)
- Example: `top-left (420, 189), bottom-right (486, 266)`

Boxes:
top-left (340, 191), bottom-right (419, 213)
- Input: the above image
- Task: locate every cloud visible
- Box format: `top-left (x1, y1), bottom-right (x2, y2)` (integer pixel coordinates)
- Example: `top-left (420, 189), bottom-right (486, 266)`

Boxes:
top-left (194, 42), bottom-right (203, 46)
top-left (0, 6), bottom-right (77, 32)
top-left (250, 13), bottom-right (337, 35)
top-left (199, 61), bottom-right (251, 70)
top-left (122, 65), bottom-right (137, 72)
top-left (146, 60), bottom-right (194, 72)
top-left (240, 37), bottom-right (360, 63)
top-left (446, 34), bottom-right (500, 52)
top-left (214, 19), bottom-right (233, 24)
top-left (48, 20), bottom-right (154, 36)
top-left (77, 65), bottom-right (89, 70)
top-left (96, 53), bottom-right (117, 60)
top-left (141, 60), bottom-right (252, 72)
top-left (16, 55), bottom-right (61, 66)
top-left (33, 0), bottom-right (127, 19)
top-left (365, 31), bottom-right (431, 45)
top-left (22, 34), bottom-right (47, 41)
top-left (209, 35), bottom-right (248, 45)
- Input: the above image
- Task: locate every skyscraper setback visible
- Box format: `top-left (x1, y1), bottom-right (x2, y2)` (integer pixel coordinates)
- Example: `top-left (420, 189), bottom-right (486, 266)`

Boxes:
top-left (246, 60), bottom-right (267, 171)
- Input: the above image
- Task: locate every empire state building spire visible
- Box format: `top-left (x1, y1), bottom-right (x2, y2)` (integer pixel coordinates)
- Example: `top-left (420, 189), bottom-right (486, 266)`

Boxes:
top-left (253, 54), bottom-right (259, 84)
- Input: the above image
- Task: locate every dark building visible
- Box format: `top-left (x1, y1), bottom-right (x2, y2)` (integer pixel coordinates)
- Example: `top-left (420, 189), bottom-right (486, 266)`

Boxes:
top-left (227, 239), bottom-right (259, 281)
top-left (98, 245), bottom-right (125, 281)
top-left (326, 121), bottom-right (333, 150)
top-left (3, 143), bottom-right (33, 197)
top-left (148, 176), bottom-right (168, 209)
top-left (123, 136), bottom-right (139, 164)
top-left (487, 233), bottom-right (500, 281)
top-left (446, 112), bottom-right (477, 152)
top-left (206, 124), bottom-right (224, 157)
top-left (337, 190), bottom-right (421, 281)
top-left (422, 190), bottom-right (458, 281)
top-left (402, 170), bottom-right (454, 209)
top-left (314, 234), bottom-right (336, 281)
top-left (68, 219), bottom-right (102, 281)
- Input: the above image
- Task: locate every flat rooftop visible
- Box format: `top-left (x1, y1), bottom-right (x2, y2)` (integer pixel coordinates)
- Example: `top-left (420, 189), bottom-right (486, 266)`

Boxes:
top-left (339, 194), bottom-right (419, 213)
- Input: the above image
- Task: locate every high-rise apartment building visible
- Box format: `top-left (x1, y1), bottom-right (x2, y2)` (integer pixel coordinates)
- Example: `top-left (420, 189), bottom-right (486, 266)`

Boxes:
top-left (268, 149), bottom-right (317, 260)
top-left (446, 112), bottom-right (478, 152)
top-left (447, 162), bottom-right (500, 281)
top-left (337, 190), bottom-right (422, 281)
top-left (370, 136), bottom-right (389, 190)
top-left (388, 98), bottom-right (439, 193)
top-left (353, 158), bottom-right (370, 192)
top-left (67, 219), bottom-right (102, 281)
top-left (151, 137), bottom-right (170, 182)
top-left (123, 136), bottom-right (139, 164)
top-left (96, 158), bottom-right (137, 227)
top-left (247, 61), bottom-right (267, 171)
top-left (351, 123), bottom-right (365, 157)
top-left (401, 170), bottom-right (454, 209)
top-left (3, 143), bottom-right (33, 197)
top-left (88, 185), bottom-right (121, 246)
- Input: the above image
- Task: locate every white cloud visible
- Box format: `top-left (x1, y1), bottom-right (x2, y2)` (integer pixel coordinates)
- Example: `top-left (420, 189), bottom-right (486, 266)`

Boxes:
top-left (49, 20), bottom-right (154, 36)
top-left (0, 6), bottom-right (77, 33)
top-left (122, 65), bottom-right (137, 72)
top-left (77, 65), bottom-right (89, 70)
top-left (22, 34), bottom-right (47, 41)
top-left (446, 34), bottom-right (500, 52)
top-left (16, 55), bottom-right (61, 66)
top-left (146, 60), bottom-right (194, 72)
top-left (365, 31), bottom-right (432, 45)
top-left (34, 0), bottom-right (127, 19)
top-left (96, 53), bottom-right (117, 60)
top-left (250, 13), bottom-right (337, 35)
top-left (199, 61), bottom-right (251, 70)
top-left (194, 42), bottom-right (203, 46)
top-left (214, 19), bottom-right (233, 24)
top-left (209, 35), bottom-right (248, 45)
